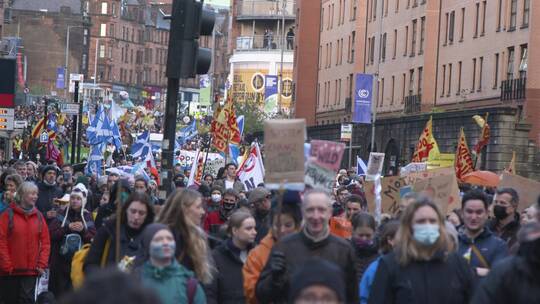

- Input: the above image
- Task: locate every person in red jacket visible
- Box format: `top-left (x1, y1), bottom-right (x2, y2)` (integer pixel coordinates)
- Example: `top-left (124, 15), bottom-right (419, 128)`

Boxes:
top-left (0, 181), bottom-right (51, 303)
top-left (204, 189), bottom-right (239, 235)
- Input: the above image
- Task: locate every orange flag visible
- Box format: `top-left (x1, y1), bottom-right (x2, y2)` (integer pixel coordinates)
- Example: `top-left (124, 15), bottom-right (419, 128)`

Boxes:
top-left (212, 96), bottom-right (241, 153)
top-left (473, 113), bottom-right (490, 154)
top-left (412, 116), bottom-right (440, 162)
top-left (455, 128), bottom-right (474, 181)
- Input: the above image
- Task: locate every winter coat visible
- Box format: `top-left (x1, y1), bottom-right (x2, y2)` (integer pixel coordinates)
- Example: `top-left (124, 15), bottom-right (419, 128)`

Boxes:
top-left (203, 210), bottom-right (226, 234)
top-left (213, 179), bottom-right (246, 193)
top-left (140, 260), bottom-right (206, 304)
top-left (256, 231), bottom-right (358, 303)
top-left (254, 211), bottom-right (270, 244)
top-left (48, 207), bottom-right (96, 295)
top-left (243, 232), bottom-right (274, 304)
top-left (360, 257), bottom-right (381, 304)
top-left (368, 251), bottom-right (475, 304)
top-left (352, 240), bottom-right (379, 280)
top-left (471, 255), bottom-right (540, 304)
top-left (0, 203), bottom-right (50, 276)
top-left (487, 215), bottom-right (520, 249)
top-left (457, 228), bottom-right (508, 270)
top-left (83, 219), bottom-right (145, 273)
top-left (36, 181), bottom-right (64, 214)
top-left (207, 239), bottom-right (250, 304)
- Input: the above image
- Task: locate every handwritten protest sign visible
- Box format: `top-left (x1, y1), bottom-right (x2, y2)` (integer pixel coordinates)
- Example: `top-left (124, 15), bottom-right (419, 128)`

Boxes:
top-left (366, 176), bottom-right (408, 215)
top-left (403, 167), bottom-right (455, 186)
top-left (412, 172), bottom-right (460, 214)
top-left (264, 119), bottom-right (306, 189)
top-left (499, 173), bottom-right (540, 212)
top-left (175, 150), bottom-right (224, 170)
top-left (310, 140), bottom-right (346, 172)
top-left (366, 152), bottom-right (385, 178)
top-left (305, 162), bottom-right (336, 190)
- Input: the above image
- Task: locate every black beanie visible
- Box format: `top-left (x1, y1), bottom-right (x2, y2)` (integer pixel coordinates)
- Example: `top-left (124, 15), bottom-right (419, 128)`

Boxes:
top-left (41, 165), bottom-right (57, 179)
top-left (141, 223), bottom-right (171, 259)
top-left (289, 257), bottom-right (346, 303)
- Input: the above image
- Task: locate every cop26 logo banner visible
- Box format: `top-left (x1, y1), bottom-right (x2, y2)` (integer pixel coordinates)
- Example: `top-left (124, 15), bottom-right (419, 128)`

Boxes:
top-left (353, 74), bottom-right (374, 124)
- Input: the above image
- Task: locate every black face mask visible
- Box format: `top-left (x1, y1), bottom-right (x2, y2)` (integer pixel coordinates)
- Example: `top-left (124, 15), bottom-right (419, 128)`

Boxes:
top-left (519, 238), bottom-right (540, 266)
top-left (340, 178), bottom-right (350, 185)
top-left (493, 205), bottom-right (508, 220)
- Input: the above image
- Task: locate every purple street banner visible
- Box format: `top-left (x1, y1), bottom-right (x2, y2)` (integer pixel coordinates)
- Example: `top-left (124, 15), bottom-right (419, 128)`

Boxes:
top-left (56, 67), bottom-right (65, 89)
top-left (353, 73), bottom-right (373, 124)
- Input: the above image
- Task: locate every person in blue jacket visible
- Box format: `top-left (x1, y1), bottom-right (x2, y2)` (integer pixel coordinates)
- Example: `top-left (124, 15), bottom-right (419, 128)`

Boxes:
top-left (359, 220), bottom-right (399, 304)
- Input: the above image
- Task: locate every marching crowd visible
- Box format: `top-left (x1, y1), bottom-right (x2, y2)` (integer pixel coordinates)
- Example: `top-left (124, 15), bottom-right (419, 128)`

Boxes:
top-left (0, 159), bottom-right (539, 304)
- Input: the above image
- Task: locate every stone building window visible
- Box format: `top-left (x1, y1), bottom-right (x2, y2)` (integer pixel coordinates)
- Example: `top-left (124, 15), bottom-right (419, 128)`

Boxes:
top-left (509, 0), bottom-right (517, 30)
top-left (522, 0), bottom-right (530, 27)
top-left (100, 24), bottom-right (107, 37)
top-left (101, 2), bottom-right (108, 14)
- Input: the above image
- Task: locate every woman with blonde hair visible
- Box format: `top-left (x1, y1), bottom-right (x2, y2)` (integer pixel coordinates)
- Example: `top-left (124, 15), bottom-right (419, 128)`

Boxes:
top-left (368, 196), bottom-right (474, 304)
top-left (158, 188), bottom-right (212, 284)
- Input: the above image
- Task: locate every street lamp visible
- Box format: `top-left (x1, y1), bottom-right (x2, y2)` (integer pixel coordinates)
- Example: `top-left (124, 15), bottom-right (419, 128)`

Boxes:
top-left (65, 25), bottom-right (85, 98)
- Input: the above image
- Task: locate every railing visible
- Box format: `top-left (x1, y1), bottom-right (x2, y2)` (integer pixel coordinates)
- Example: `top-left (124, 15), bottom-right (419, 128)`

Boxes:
top-left (500, 77), bottom-right (526, 101)
top-left (236, 35), bottom-right (295, 51)
top-left (237, 0), bottom-right (295, 18)
top-left (404, 94), bottom-right (422, 114)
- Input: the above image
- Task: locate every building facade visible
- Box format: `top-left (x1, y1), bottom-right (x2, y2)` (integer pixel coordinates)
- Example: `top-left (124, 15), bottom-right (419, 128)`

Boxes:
top-left (294, 0), bottom-right (539, 179)
top-left (228, 0), bottom-right (295, 115)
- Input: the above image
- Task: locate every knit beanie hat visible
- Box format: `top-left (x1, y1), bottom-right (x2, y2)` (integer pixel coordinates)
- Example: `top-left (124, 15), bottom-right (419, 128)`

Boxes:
top-left (62, 183), bottom-right (89, 229)
top-left (289, 257), bottom-right (346, 303)
top-left (141, 223), bottom-right (172, 259)
top-left (41, 165), bottom-right (57, 179)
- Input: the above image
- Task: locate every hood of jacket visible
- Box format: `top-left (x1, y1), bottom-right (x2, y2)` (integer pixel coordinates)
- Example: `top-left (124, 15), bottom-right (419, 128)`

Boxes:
top-left (9, 202), bottom-right (39, 216)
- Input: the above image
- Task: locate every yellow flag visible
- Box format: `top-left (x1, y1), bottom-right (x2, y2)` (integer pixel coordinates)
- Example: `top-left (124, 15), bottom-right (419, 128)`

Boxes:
top-left (412, 116), bottom-right (440, 162)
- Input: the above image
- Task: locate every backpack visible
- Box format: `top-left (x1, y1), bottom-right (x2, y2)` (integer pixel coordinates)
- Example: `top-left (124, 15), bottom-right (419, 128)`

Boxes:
top-left (71, 238), bottom-right (111, 289)
top-left (60, 233), bottom-right (82, 257)
top-left (186, 277), bottom-right (198, 304)
top-left (2, 205), bottom-right (44, 235)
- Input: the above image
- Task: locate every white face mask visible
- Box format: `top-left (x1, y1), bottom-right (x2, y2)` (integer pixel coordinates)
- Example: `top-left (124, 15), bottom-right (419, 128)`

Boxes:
top-left (211, 194), bottom-right (222, 203)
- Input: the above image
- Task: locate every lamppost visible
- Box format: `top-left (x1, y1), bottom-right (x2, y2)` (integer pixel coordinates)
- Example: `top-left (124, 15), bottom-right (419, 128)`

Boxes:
top-left (65, 25), bottom-right (85, 98)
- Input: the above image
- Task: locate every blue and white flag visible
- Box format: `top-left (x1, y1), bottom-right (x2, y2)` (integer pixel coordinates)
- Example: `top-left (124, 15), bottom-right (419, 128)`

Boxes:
top-left (353, 74), bottom-right (374, 124)
top-left (87, 105), bottom-right (111, 145)
top-left (357, 156), bottom-right (367, 176)
top-left (109, 120), bottom-right (123, 151)
top-left (131, 131), bottom-right (152, 161)
top-left (177, 120), bottom-right (198, 147)
top-left (228, 115), bottom-right (245, 165)
top-left (85, 144), bottom-right (104, 177)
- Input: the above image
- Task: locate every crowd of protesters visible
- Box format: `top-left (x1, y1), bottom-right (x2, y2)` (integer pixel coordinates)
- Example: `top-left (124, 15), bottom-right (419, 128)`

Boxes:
top-left (0, 157), bottom-right (539, 304)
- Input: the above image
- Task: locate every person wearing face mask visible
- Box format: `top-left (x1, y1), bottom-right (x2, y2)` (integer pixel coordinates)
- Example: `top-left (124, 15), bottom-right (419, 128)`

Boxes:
top-left (471, 220), bottom-right (540, 303)
top-left (138, 224), bottom-right (206, 304)
top-left (204, 189), bottom-right (239, 235)
top-left (36, 165), bottom-right (64, 221)
top-left (243, 191), bottom-right (302, 304)
top-left (207, 210), bottom-right (257, 304)
top-left (208, 186), bottom-right (224, 213)
top-left (84, 192), bottom-right (155, 274)
top-left (368, 196), bottom-right (474, 304)
top-left (350, 213), bottom-right (379, 280)
top-left (48, 183), bottom-right (96, 296)
top-left (488, 188), bottom-right (521, 249)
top-left (0, 182), bottom-right (50, 304)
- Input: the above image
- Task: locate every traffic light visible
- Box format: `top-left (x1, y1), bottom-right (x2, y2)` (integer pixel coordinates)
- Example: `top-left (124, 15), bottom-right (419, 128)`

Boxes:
top-left (167, 0), bottom-right (216, 79)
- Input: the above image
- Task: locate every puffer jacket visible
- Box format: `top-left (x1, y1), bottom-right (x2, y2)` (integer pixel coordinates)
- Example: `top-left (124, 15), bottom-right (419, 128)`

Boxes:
top-left (457, 228), bottom-right (508, 270)
top-left (0, 203), bottom-right (50, 276)
top-left (243, 232), bottom-right (274, 304)
top-left (140, 260), bottom-right (206, 304)
top-left (36, 181), bottom-right (64, 214)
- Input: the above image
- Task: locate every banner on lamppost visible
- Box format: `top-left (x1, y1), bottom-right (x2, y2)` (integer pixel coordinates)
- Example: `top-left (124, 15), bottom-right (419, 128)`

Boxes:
top-left (264, 75), bottom-right (278, 101)
top-left (352, 74), bottom-right (373, 124)
top-left (56, 67), bottom-right (65, 89)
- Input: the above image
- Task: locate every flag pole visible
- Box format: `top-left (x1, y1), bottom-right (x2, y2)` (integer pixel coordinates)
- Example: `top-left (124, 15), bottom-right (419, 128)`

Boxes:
top-left (201, 134), bottom-right (213, 177)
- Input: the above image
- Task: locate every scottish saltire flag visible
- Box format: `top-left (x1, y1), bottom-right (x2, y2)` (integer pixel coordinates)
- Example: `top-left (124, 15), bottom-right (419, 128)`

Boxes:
top-left (109, 120), bottom-right (123, 151)
top-left (47, 113), bottom-right (58, 133)
top-left (87, 105), bottom-right (111, 145)
top-left (357, 156), bottom-right (367, 176)
top-left (177, 120), bottom-right (197, 147)
top-left (85, 144), bottom-right (104, 177)
top-left (131, 131), bottom-right (152, 160)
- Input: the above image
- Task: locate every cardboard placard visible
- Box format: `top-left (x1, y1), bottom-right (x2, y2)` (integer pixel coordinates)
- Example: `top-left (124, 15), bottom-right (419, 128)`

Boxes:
top-left (366, 152), bottom-right (385, 177)
top-left (403, 167), bottom-right (455, 186)
top-left (310, 140), bottom-right (346, 172)
top-left (365, 176), bottom-right (408, 215)
top-left (304, 161), bottom-right (336, 190)
top-left (412, 173), bottom-right (461, 214)
top-left (499, 173), bottom-right (540, 212)
top-left (264, 119), bottom-right (306, 188)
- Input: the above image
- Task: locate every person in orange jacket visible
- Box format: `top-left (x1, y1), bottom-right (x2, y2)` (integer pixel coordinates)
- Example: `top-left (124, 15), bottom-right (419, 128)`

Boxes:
top-left (242, 191), bottom-right (302, 304)
top-left (0, 182), bottom-right (51, 303)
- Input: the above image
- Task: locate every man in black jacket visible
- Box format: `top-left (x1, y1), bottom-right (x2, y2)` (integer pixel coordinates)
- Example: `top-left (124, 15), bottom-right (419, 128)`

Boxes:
top-left (255, 189), bottom-right (358, 303)
top-left (36, 165), bottom-right (64, 220)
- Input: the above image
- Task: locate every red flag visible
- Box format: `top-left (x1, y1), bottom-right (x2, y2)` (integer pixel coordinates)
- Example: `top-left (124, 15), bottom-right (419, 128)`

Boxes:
top-left (412, 116), bottom-right (440, 162)
top-left (455, 128), bottom-right (474, 181)
top-left (46, 140), bottom-right (63, 166)
top-left (473, 114), bottom-right (490, 154)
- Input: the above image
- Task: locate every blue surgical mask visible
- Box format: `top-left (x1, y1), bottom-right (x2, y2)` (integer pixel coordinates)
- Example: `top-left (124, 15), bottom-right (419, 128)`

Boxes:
top-left (149, 242), bottom-right (176, 259)
top-left (413, 223), bottom-right (440, 245)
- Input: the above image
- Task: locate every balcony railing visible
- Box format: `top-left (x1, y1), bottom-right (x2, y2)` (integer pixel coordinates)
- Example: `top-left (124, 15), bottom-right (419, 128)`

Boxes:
top-left (236, 35), bottom-right (295, 51)
top-left (501, 77), bottom-right (526, 101)
top-left (404, 94), bottom-right (422, 114)
top-left (237, 0), bottom-right (295, 19)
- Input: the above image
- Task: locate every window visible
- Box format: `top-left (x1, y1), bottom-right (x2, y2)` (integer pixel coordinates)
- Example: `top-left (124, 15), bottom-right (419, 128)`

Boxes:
top-left (507, 47), bottom-right (515, 79)
top-left (112, 3), bottom-right (116, 15)
top-left (320, 8), bottom-right (324, 32)
top-left (519, 44), bottom-right (528, 78)
top-left (472, 58), bottom-right (477, 90)
top-left (99, 44), bottom-right (105, 58)
top-left (444, 13), bottom-right (449, 45)
top-left (401, 73), bottom-right (406, 103)
top-left (494, 53), bottom-right (500, 88)
top-left (329, 42), bottom-right (333, 66)
top-left (334, 80), bottom-right (338, 105)
top-left (101, 2), bottom-right (108, 14)
top-left (349, 73), bottom-right (353, 98)
top-left (478, 57), bottom-right (483, 91)
top-left (447, 63), bottom-right (452, 96)
top-left (338, 0), bottom-right (342, 26)
top-left (448, 11), bottom-right (455, 43)
top-left (391, 76), bottom-right (395, 104)
top-left (368, 0), bottom-right (372, 22)
top-left (351, 31), bottom-right (356, 63)
top-left (382, 33), bottom-right (387, 61)
top-left (404, 26), bottom-right (408, 56)
top-left (100, 24), bottom-right (107, 37)
top-left (457, 61), bottom-right (462, 94)
top-left (393, 29), bottom-right (398, 58)
top-left (510, 0), bottom-right (517, 30)
top-left (395, 0), bottom-right (399, 12)
top-left (481, 1), bottom-right (486, 35)
top-left (373, 0), bottom-right (377, 20)
top-left (419, 17), bottom-right (425, 53)
top-left (460, 8), bottom-right (465, 41)
top-left (380, 78), bottom-right (385, 106)
top-left (109, 24), bottom-right (114, 37)
top-left (474, 3), bottom-right (479, 37)
top-left (384, 0), bottom-right (389, 16)
top-left (497, 0), bottom-right (502, 31)
top-left (352, 0), bottom-right (357, 20)
top-left (441, 64), bottom-right (446, 97)
top-left (523, 0), bottom-right (530, 27)
top-left (370, 36), bottom-right (375, 64)
top-left (331, 4), bottom-right (334, 28)
top-left (411, 19), bottom-right (417, 56)
top-left (418, 67), bottom-right (423, 95)
top-left (409, 69), bottom-right (415, 94)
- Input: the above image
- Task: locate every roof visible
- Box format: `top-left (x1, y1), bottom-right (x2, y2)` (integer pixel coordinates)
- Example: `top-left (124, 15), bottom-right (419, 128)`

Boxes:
top-left (12, 0), bottom-right (83, 14)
